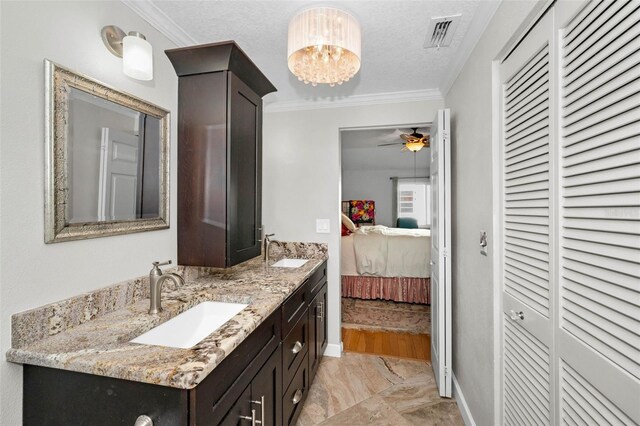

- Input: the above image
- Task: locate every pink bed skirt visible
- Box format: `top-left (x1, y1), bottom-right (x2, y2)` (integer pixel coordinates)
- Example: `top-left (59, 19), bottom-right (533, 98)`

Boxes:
top-left (341, 275), bottom-right (430, 305)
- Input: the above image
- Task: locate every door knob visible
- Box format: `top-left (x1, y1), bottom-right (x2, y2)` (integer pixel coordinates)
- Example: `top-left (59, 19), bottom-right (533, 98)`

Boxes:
top-left (509, 310), bottom-right (524, 321)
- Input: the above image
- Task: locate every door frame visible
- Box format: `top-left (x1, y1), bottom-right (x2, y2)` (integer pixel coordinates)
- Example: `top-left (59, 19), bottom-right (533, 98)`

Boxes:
top-left (337, 121), bottom-right (432, 354)
top-left (490, 1), bottom-right (556, 423)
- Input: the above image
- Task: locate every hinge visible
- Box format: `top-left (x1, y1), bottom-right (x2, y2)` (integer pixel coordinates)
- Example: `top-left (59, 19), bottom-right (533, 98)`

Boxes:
top-left (444, 366), bottom-right (450, 376)
top-left (442, 248), bottom-right (449, 258)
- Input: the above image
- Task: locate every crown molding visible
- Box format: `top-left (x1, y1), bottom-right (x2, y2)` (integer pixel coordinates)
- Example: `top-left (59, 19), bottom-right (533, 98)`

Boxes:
top-left (121, 0), bottom-right (197, 47)
top-left (264, 89), bottom-right (443, 113)
top-left (440, 0), bottom-right (502, 98)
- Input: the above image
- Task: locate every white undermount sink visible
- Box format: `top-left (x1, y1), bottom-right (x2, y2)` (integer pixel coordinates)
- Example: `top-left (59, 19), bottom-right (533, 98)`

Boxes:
top-left (131, 301), bottom-right (248, 349)
top-left (271, 258), bottom-right (309, 268)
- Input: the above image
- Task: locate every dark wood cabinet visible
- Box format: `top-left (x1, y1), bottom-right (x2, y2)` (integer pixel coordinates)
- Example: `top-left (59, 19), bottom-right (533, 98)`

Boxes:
top-left (217, 346), bottom-right (282, 426)
top-left (22, 261), bottom-right (328, 426)
top-left (251, 346), bottom-right (283, 426)
top-left (218, 385), bottom-right (251, 426)
top-left (166, 41), bottom-right (276, 268)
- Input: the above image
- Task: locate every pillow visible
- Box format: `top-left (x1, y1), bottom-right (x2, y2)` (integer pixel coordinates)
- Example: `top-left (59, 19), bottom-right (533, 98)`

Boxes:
top-left (341, 222), bottom-right (352, 236)
top-left (341, 212), bottom-right (357, 232)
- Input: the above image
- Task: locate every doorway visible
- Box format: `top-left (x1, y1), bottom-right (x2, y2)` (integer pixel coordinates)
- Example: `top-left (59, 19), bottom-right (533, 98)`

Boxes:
top-left (338, 123), bottom-right (433, 361)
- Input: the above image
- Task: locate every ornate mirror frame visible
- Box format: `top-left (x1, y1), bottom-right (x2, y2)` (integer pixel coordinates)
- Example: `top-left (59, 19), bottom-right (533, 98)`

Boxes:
top-left (44, 60), bottom-right (170, 243)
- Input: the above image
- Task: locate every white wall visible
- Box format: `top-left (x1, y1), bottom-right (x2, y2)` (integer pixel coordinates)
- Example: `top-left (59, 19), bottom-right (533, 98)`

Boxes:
top-left (263, 98), bottom-right (443, 354)
top-left (0, 1), bottom-right (178, 423)
top-left (444, 1), bottom-right (538, 425)
top-left (342, 168), bottom-right (428, 227)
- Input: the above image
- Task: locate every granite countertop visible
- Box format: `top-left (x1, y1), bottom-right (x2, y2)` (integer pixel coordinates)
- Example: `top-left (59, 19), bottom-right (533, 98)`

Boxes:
top-left (6, 244), bottom-right (327, 390)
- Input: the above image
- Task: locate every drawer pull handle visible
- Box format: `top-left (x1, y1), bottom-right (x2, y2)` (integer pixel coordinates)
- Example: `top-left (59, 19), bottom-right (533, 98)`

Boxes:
top-left (509, 310), bottom-right (525, 321)
top-left (292, 389), bottom-right (303, 405)
top-left (239, 409), bottom-right (261, 426)
top-left (251, 396), bottom-right (265, 426)
top-left (292, 341), bottom-right (304, 354)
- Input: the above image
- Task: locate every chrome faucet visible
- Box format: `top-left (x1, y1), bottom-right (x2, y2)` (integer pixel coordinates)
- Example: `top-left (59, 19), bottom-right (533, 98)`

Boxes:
top-left (148, 260), bottom-right (184, 314)
top-left (264, 233), bottom-right (284, 262)
top-left (263, 233), bottom-right (275, 261)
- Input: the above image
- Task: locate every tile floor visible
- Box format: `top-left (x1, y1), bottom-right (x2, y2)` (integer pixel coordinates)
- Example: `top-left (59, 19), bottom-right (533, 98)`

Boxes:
top-left (297, 353), bottom-right (463, 425)
top-left (342, 298), bottom-right (431, 334)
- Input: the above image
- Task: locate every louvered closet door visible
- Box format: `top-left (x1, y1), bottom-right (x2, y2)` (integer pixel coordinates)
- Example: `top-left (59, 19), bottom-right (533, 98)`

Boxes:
top-left (556, 0), bottom-right (640, 424)
top-left (500, 11), bottom-right (554, 426)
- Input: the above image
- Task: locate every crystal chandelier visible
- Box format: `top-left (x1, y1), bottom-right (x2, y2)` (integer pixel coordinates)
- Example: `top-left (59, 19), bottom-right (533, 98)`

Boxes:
top-left (287, 7), bottom-right (361, 87)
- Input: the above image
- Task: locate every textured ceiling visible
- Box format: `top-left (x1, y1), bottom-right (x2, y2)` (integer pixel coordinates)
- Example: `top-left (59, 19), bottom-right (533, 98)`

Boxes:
top-left (149, 0), bottom-right (497, 105)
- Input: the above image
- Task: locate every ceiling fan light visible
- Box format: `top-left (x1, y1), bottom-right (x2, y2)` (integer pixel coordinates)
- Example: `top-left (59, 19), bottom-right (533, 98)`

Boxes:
top-left (405, 141), bottom-right (424, 152)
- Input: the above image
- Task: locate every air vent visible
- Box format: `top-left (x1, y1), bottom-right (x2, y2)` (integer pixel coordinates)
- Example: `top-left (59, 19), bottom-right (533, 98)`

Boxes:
top-left (424, 14), bottom-right (462, 49)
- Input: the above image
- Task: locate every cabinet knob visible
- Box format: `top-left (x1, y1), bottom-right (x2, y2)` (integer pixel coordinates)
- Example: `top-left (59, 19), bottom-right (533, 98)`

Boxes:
top-left (292, 389), bottom-right (303, 405)
top-left (292, 341), bottom-right (304, 354)
top-left (134, 415), bottom-right (153, 426)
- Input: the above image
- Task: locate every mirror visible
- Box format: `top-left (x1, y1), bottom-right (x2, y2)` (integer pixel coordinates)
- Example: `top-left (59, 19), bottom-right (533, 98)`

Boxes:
top-left (45, 60), bottom-right (170, 243)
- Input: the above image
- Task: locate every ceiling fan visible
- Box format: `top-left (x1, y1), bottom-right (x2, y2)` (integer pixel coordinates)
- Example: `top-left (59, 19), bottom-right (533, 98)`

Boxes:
top-left (378, 128), bottom-right (430, 152)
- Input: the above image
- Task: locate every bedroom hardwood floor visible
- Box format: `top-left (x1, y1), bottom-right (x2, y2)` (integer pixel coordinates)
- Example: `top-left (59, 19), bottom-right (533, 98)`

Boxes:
top-left (342, 328), bottom-right (431, 361)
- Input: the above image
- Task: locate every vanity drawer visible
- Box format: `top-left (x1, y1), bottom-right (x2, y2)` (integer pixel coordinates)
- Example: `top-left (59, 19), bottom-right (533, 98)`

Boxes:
top-left (282, 308), bottom-right (309, 387)
top-left (307, 261), bottom-right (327, 298)
top-left (282, 279), bottom-right (310, 336)
top-left (283, 354), bottom-right (309, 426)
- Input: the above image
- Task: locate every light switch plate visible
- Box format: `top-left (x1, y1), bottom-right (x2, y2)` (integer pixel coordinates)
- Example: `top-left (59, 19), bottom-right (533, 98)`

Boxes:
top-left (316, 219), bottom-right (330, 234)
top-left (480, 230), bottom-right (488, 256)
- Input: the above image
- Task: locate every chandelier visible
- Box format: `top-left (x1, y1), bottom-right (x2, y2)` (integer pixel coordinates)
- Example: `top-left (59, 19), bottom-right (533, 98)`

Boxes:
top-left (287, 7), bottom-right (361, 87)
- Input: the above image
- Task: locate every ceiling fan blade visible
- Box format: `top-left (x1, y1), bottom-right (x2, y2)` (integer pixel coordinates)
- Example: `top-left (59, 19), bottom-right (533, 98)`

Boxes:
top-left (378, 142), bottom-right (405, 147)
top-left (400, 133), bottom-right (414, 142)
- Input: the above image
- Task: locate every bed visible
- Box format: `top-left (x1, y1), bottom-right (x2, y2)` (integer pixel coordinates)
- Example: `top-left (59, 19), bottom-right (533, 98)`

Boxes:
top-left (341, 225), bottom-right (431, 304)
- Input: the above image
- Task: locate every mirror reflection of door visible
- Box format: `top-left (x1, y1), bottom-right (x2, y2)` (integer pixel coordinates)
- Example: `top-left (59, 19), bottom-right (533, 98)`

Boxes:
top-left (66, 87), bottom-right (161, 224)
top-left (98, 128), bottom-right (139, 221)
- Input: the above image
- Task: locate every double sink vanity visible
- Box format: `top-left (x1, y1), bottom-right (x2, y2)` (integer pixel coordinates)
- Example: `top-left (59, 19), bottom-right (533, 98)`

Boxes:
top-left (8, 245), bottom-right (328, 425)
top-left (10, 37), bottom-right (327, 425)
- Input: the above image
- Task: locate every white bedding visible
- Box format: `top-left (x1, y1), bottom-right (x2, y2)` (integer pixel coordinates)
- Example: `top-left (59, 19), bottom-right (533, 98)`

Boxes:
top-left (341, 225), bottom-right (431, 278)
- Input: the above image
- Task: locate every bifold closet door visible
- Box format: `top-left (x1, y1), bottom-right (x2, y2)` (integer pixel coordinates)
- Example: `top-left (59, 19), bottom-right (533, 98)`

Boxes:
top-left (499, 0), bottom-right (640, 424)
top-left (499, 11), bottom-right (554, 426)
top-left (556, 1), bottom-right (640, 424)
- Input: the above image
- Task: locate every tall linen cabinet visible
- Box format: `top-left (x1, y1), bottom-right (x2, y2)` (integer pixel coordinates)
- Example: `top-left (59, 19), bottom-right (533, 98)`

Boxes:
top-left (166, 42), bottom-right (276, 267)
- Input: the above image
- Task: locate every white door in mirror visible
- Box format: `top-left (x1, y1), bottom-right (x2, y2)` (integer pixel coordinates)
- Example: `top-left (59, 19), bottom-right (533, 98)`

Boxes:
top-left (131, 301), bottom-right (248, 349)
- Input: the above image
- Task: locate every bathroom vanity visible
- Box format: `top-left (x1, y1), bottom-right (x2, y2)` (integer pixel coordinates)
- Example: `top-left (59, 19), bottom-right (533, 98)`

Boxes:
top-left (8, 246), bottom-right (328, 426)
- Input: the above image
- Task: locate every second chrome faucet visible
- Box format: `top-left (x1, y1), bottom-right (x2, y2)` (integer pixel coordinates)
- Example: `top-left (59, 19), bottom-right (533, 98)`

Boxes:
top-left (148, 260), bottom-right (184, 314)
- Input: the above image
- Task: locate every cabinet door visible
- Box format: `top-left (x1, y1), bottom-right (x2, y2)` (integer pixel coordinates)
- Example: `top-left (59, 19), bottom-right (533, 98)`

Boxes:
top-left (251, 346), bottom-right (283, 426)
top-left (219, 385), bottom-right (252, 426)
top-left (227, 72), bottom-right (262, 266)
top-left (309, 283), bottom-right (328, 381)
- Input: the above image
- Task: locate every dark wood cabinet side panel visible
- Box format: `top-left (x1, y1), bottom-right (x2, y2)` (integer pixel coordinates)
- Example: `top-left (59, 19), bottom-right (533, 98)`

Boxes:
top-left (23, 365), bottom-right (188, 426)
top-left (177, 72), bottom-right (228, 267)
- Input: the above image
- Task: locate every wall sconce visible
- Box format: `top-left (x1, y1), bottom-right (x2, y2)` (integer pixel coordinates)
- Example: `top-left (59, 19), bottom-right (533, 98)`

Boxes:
top-left (101, 25), bottom-right (153, 81)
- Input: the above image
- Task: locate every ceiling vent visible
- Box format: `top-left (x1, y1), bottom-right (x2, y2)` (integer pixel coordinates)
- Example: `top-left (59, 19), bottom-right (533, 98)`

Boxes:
top-left (424, 14), bottom-right (462, 49)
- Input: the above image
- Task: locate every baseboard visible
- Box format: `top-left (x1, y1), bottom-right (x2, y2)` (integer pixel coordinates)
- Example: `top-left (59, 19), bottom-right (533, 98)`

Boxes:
top-left (452, 373), bottom-right (476, 426)
top-left (324, 343), bottom-right (343, 358)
